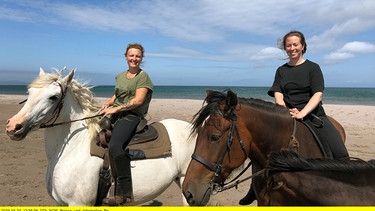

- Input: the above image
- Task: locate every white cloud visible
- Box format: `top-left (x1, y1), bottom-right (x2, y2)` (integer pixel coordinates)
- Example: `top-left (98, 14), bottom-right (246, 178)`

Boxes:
top-left (250, 47), bottom-right (285, 61)
top-left (338, 41), bottom-right (375, 53)
top-left (324, 41), bottom-right (375, 64)
top-left (0, 5), bottom-right (35, 22)
top-left (324, 52), bottom-right (354, 63)
top-left (3, 0), bottom-right (375, 43)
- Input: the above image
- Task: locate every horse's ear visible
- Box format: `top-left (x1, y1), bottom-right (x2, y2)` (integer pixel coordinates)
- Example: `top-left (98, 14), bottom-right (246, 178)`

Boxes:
top-left (224, 90), bottom-right (238, 116)
top-left (62, 70), bottom-right (74, 85)
top-left (39, 67), bottom-right (45, 75)
top-left (206, 90), bottom-right (214, 96)
top-left (226, 90), bottom-right (238, 107)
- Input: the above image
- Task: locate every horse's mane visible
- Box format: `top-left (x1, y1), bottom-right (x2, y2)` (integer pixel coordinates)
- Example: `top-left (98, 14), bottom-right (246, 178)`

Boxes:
top-left (29, 69), bottom-right (101, 140)
top-left (191, 90), bottom-right (288, 133)
top-left (266, 150), bottom-right (375, 175)
top-left (238, 97), bottom-right (288, 114)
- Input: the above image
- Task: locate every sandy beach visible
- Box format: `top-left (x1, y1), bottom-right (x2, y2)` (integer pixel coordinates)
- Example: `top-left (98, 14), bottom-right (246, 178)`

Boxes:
top-left (1, 94), bottom-right (374, 206)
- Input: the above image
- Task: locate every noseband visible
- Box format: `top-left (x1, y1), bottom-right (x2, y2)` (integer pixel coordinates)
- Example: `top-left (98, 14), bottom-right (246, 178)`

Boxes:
top-left (191, 110), bottom-right (250, 194)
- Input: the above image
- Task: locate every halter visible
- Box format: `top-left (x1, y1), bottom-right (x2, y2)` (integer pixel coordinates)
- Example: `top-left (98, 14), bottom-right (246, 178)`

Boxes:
top-left (191, 109), bottom-right (255, 194)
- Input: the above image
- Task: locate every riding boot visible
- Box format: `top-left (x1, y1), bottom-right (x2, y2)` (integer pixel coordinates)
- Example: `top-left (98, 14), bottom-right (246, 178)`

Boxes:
top-left (102, 153), bottom-right (118, 206)
top-left (113, 150), bottom-right (133, 205)
top-left (239, 184), bottom-right (256, 205)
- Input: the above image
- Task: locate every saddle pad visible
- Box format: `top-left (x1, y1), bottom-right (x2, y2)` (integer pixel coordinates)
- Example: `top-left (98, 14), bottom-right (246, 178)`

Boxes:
top-left (300, 119), bottom-right (333, 159)
top-left (128, 122), bottom-right (172, 160)
top-left (90, 122), bottom-right (172, 160)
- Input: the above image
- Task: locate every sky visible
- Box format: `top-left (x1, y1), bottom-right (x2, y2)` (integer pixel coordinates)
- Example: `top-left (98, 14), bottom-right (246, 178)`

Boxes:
top-left (1, 0), bottom-right (375, 87)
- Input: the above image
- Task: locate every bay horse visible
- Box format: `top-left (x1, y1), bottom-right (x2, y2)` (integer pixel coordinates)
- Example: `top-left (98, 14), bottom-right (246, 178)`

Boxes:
top-left (182, 89), bottom-right (357, 206)
top-left (6, 68), bottom-right (196, 206)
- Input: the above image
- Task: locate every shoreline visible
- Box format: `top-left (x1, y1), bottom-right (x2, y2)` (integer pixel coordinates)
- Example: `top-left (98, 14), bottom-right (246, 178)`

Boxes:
top-left (1, 94), bottom-right (374, 106)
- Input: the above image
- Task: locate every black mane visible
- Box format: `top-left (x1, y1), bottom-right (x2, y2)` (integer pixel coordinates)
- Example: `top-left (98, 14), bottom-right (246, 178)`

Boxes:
top-left (238, 97), bottom-right (288, 114)
top-left (267, 150), bottom-right (375, 175)
top-left (191, 90), bottom-right (287, 133)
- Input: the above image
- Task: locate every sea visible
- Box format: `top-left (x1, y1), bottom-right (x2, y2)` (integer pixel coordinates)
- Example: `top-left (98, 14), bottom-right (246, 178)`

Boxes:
top-left (0, 85), bottom-right (374, 106)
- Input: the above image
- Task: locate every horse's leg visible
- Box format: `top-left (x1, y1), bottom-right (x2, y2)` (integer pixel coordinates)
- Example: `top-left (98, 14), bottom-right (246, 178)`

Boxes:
top-left (327, 115), bottom-right (346, 143)
top-left (174, 176), bottom-right (189, 206)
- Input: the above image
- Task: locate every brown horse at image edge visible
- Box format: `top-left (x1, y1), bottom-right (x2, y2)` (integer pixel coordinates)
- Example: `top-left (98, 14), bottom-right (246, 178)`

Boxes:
top-left (182, 89), bottom-right (375, 205)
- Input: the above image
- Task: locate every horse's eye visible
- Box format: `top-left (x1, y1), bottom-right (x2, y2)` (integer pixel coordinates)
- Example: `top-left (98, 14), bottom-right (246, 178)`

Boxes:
top-left (49, 95), bottom-right (59, 101)
top-left (211, 135), bottom-right (221, 142)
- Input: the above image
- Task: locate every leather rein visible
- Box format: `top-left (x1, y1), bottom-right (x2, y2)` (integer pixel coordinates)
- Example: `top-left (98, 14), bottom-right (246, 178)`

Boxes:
top-left (191, 110), bottom-right (265, 194)
top-left (19, 82), bottom-right (102, 129)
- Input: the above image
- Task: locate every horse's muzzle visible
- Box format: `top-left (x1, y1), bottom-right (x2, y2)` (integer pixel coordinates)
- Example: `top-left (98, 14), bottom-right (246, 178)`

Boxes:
top-left (183, 186), bottom-right (212, 206)
top-left (6, 123), bottom-right (28, 141)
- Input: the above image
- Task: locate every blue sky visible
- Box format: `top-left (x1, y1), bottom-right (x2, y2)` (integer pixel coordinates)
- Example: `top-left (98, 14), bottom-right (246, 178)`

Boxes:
top-left (1, 0), bottom-right (375, 87)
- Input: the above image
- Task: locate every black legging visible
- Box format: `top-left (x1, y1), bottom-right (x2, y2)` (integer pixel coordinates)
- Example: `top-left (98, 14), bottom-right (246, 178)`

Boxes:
top-left (317, 116), bottom-right (349, 159)
top-left (109, 114), bottom-right (141, 158)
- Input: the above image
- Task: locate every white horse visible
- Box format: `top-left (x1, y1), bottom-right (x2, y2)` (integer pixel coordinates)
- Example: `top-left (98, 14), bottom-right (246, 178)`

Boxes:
top-left (6, 68), bottom-right (196, 206)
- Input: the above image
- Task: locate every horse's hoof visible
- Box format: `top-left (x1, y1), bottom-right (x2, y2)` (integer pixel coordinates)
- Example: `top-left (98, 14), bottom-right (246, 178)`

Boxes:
top-left (115, 196), bottom-right (132, 205)
top-left (102, 197), bottom-right (117, 206)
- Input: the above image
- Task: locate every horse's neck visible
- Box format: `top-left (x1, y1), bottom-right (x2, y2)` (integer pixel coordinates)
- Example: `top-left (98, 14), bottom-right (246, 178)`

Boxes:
top-left (240, 107), bottom-right (293, 165)
top-left (44, 93), bottom-right (89, 162)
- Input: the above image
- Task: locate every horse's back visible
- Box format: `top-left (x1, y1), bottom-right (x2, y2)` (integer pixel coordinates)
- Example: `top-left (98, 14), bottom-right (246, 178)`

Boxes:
top-left (159, 118), bottom-right (195, 148)
top-left (160, 118), bottom-right (196, 170)
top-left (128, 119), bottom-right (195, 205)
top-left (327, 115), bottom-right (346, 142)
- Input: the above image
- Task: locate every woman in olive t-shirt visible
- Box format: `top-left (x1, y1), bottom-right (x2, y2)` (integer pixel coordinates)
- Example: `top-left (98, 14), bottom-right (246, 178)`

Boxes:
top-left (100, 43), bottom-right (153, 205)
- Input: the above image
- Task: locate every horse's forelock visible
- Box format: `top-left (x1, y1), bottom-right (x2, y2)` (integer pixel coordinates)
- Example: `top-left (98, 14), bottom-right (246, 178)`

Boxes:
top-left (28, 72), bottom-right (61, 89)
top-left (191, 91), bottom-right (227, 133)
top-left (191, 105), bottom-right (210, 133)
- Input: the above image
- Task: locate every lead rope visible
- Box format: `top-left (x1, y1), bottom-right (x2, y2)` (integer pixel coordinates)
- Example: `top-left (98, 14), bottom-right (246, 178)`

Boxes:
top-left (288, 118), bottom-right (299, 153)
top-left (40, 113), bottom-right (104, 128)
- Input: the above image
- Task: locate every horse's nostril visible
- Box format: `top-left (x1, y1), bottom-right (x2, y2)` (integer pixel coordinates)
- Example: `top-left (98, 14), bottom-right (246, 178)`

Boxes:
top-left (185, 191), bottom-right (195, 205)
top-left (15, 124), bottom-right (23, 131)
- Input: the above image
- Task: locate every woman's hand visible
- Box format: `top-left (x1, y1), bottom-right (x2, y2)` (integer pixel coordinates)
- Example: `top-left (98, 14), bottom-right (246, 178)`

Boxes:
top-left (100, 95), bottom-right (116, 116)
top-left (289, 108), bottom-right (305, 119)
top-left (101, 95), bottom-right (116, 110)
top-left (289, 92), bottom-right (322, 119)
top-left (100, 106), bottom-right (120, 117)
top-left (101, 103), bottom-right (110, 110)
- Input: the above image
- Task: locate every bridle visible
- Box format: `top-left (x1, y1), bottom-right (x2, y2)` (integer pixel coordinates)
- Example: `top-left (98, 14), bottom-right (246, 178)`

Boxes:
top-left (39, 82), bottom-right (69, 128)
top-left (20, 82), bottom-right (102, 129)
top-left (191, 109), bottom-right (264, 194)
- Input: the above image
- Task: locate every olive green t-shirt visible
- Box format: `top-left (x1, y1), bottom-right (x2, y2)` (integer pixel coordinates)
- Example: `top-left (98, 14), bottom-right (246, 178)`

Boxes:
top-left (113, 70), bottom-right (153, 117)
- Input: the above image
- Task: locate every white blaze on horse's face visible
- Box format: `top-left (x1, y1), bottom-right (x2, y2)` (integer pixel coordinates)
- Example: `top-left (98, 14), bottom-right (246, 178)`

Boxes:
top-left (6, 80), bottom-right (63, 141)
